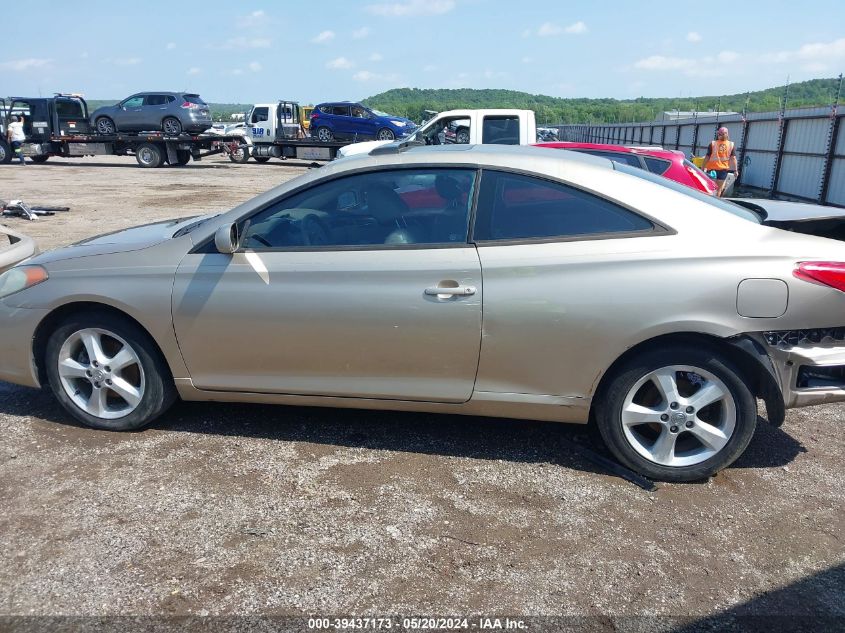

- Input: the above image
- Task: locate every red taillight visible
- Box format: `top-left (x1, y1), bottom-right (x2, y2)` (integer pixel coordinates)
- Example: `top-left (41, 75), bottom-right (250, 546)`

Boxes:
top-left (181, 101), bottom-right (198, 109)
top-left (685, 164), bottom-right (716, 194)
top-left (794, 262), bottom-right (845, 293)
top-left (311, 112), bottom-right (319, 119)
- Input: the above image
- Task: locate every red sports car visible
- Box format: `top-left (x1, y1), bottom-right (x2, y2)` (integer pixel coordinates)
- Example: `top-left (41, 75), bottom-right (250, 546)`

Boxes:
top-left (535, 142), bottom-right (717, 196)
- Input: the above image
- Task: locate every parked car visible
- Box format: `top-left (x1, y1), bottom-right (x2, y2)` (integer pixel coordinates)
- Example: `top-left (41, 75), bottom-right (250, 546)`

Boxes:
top-left (3, 145), bottom-right (845, 482)
top-left (536, 141), bottom-right (718, 196)
top-left (0, 224), bottom-right (37, 273)
top-left (309, 102), bottom-right (415, 142)
top-left (90, 92), bottom-right (213, 136)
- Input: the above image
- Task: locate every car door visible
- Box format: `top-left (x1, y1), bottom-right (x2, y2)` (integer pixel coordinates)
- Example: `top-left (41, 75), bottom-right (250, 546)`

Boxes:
top-left (172, 167), bottom-right (482, 402)
top-left (142, 94), bottom-right (169, 131)
top-left (471, 169), bottom-right (666, 401)
top-left (249, 106), bottom-right (272, 141)
top-left (350, 105), bottom-right (378, 138)
top-left (330, 105), bottom-right (354, 138)
top-left (117, 95), bottom-right (145, 130)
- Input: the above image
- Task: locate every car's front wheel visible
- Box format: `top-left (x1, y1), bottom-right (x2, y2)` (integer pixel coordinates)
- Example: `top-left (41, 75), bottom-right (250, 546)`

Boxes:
top-left (45, 312), bottom-right (176, 431)
top-left (377, 128), bottom-right (395, 141)
top-left (595, 346), bottom-right (757, 482)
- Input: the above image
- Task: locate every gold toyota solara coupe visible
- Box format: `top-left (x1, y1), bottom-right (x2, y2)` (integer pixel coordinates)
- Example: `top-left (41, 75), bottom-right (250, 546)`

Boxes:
top-left (2, 144), bottom-right (845, 481)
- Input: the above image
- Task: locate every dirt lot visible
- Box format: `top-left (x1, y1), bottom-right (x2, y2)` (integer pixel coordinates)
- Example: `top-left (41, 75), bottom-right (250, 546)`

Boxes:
top-left (0, 156), bottom-right (843, 629)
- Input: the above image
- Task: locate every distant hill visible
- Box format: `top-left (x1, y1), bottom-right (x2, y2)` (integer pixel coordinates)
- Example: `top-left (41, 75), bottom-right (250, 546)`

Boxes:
top-left (362, 78), bottom-right (844, 124)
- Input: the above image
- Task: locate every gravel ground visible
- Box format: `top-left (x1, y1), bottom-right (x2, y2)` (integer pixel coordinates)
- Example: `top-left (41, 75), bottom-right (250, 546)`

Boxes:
top-left (0, 156), bottom-right (843, 630)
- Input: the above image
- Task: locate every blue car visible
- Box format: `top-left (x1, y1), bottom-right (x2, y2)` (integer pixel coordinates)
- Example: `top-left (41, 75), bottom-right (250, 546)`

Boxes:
top-left (309, 102), bottom-right (415, 142)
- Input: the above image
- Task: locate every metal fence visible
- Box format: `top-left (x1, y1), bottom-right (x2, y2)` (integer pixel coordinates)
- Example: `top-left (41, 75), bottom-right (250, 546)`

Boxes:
top-left (555, 106), bottom-right (845, 207)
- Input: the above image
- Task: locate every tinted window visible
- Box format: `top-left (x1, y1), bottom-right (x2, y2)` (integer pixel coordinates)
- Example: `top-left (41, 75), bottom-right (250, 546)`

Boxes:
top-left (474, 171), bottom-right (653, 241)
top-left (613, 163), bottom-right (761, 223)
top-left (351, 106), bottom-right (368, 118)
top-left (481, 116), bottom-right (520, 144)
top-left (251, 107), bottom-right (269, 123)
top-left (145, 94), bottom-right (169, 106)
top-left (241, 169), bottom-right (478, 249)
top-left (331, 106), bottom-right (350, 116)
top-left (55, 99), bottom-right (84, 118)
top-left (121, 96), bottom-right (144, 108)
top-left (184, 95), bottom-right (206, 105)
top-left (577, 149), bottom-right (642, 168)
top-left (643, 156), bottom-right (671, 175)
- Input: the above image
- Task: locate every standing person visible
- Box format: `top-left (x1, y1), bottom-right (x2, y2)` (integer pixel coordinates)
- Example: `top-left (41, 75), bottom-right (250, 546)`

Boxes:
top-left (6, 115), bottom-right (26, 165)
top-left (704, 126), bottom-right (738, 197)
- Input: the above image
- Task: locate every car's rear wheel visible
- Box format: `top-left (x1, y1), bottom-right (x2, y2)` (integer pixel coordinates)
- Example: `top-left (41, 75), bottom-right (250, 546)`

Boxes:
top-left (316, 126), bottom-right (333, 142)
top-left (377, 128), bottom-right (395, 141)
top-left (0, 140), bottom-right (11, 164)
top-left (175, 150), bottom-right (191, 166)
top-left (96, 117), bottom-right (116, 135)
top-left (162, 117), bottom-right (182, 135)
top-left (45, 312), bottom-right (176, 431)
top-left (135, 143), bottom-right (163, 168)
top-left (595, 346), bottom-right (757, 482)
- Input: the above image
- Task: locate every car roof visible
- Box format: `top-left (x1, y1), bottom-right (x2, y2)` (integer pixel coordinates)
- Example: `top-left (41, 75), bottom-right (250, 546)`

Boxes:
top-left (536, 142), bottom-right (682, 160)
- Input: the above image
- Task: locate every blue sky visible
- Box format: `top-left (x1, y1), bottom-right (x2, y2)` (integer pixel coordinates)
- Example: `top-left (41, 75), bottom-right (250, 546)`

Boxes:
top-left (1, 0), bottom-right (843, 104)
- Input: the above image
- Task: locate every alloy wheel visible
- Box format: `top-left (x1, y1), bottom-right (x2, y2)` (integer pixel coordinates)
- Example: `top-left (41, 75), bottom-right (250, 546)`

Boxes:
top-left (57, 328), bottom-right (146, 419)
top-left (620, 365), bottom-right (736, 468)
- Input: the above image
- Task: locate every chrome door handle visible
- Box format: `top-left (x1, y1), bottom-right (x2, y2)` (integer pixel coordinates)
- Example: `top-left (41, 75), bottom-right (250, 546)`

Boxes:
top-left (425, 285), bottom-right (476, 297)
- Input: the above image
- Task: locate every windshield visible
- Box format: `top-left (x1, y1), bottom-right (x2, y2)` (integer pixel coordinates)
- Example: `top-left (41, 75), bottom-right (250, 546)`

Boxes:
top-left (613, 163), bottom-right (762, 223)
top-left (370, 109), bottom-right (391, 117)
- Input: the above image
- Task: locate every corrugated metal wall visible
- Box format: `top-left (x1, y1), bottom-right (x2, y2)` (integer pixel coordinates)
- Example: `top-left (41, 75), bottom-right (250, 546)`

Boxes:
top-left (557, 106), bottom-right (845, 207)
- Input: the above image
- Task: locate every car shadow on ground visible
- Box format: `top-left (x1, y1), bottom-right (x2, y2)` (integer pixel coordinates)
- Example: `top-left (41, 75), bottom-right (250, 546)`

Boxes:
top-left (0, 382), bottom-right (806, 484)
top-left (20, 161), bottom-right (234, 170)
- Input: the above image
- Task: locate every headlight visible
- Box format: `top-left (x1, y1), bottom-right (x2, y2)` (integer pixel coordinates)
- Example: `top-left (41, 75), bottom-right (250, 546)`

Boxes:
top-left (0, 265), bottom-right (49, 299)
top-left (390, 120), bottom-right (406, 127)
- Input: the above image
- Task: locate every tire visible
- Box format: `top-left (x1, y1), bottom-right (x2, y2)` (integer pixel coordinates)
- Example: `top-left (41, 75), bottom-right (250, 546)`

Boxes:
top-left (376, 128), bottom-right (395, 141)
top-left (0, 139), bottom-right (10, 164)
top-left (135, 143), bottom-right (163, 168)
top-left (96, 117), bottom-right (116, 135)
top-left (253, 156), bottom-right (271, 163)
top-left (594, 345), bottom-right (757, 482)
top-left (229, 146), bottom-right (250, 164)
top-left (175, 150), bottom-right (191, 166)
top-left (456, 127), bottom-right (470, 144)
top-left (316, 126), bottom-right (334, 142)
top-left (30, 155), bottom-right (49, 163)
top-left (162, 117), bottom-right (182, 136)
top-left (45, 311), bottom-right (177, 431)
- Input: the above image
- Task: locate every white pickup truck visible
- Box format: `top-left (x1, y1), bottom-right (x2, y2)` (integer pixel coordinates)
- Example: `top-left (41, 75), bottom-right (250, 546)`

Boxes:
top-left (337, 108), bottom-right (537, 158)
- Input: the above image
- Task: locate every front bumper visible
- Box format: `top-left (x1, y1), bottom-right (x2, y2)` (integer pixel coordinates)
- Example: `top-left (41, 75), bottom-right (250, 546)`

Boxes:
top-left (0, 300), bottom-right (49, 388)
top-left (758, 329), bottom-right (845, 408)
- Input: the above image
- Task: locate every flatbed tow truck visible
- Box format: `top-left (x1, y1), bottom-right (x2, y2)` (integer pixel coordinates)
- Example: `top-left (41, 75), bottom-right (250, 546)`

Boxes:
top-left (0, 94), bottom-right (245, 168)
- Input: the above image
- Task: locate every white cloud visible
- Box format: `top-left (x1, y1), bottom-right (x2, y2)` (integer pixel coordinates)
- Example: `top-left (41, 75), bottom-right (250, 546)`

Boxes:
top-left (802, 61), bottom-right (829, 73)
top-left (521, 56), bottom-right (533, 64)
top-left (483, 69), bottom-right (508, 79)
top-left (220, 36), bottom-right (271, 49)
top-left (423, 64), bottom-right (437, 72)
top-left (633, 51), bottom-right (739, 77)
top-left (230, 69), bottom-right (244, 76)
top-left (166, 42), bottom-right (176, 50)
top-left (326, 56), bottom-right (354, 69)
top-left (366, 0), bottom-right (454, 17)
top-left (112, 57), bottom-right (142, 66)
top-left (353, 26), bottom-right (371, 39)
top-left (187, 67), bottom-right (201, 75)
top-left (312, 30), bottom-right (335, 43)
top-left (686, 31), bottom-right (702, 43)
top-left (763, 37), bottom-right (845, 63)
top-left (535, 20), bottom-right (587, 37)
top-left (248, 61), bottom-right (262, 72)
top-left (352, 69), bottom-right (399, 81)
top-left (369, 52), bottom-right (383, 62)
top-left (0, 58), bottom-right (52, 71)
top-left (237, 10), bottom-right (266, 28)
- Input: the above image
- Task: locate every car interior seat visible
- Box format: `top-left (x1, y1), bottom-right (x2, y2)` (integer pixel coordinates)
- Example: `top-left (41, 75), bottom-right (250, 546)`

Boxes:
top-left (366, 183), bottom-right (419, 244)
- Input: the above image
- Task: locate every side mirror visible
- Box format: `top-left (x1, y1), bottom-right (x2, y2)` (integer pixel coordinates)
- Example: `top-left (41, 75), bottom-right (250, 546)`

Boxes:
top-left (214, 223), bottom-right (240, 254)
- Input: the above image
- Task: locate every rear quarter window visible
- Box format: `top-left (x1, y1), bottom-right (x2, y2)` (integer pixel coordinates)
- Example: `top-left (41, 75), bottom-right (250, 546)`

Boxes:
top-left (643, 156), bottom-right (671, 175)
top-left (184, 95), bottom-right (207, 105)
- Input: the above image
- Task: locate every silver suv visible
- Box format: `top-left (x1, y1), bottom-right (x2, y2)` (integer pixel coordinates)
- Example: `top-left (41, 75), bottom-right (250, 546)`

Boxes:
top-left (90, 92), bottom-right (213, 136)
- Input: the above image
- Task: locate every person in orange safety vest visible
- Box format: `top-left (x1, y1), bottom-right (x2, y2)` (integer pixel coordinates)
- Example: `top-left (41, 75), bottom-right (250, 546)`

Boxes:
top-left (704, 127), bottom-right (739, 197)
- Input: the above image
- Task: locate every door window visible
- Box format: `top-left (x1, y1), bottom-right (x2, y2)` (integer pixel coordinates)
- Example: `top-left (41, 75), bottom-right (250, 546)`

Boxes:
top-left (474, 171), bottom-right (654, 241)
top-left (351, 106), bottom-right (368, 118)
top-left (240, 168), bottom-right (477, 249)
top-left (121, 96), bottom-right (144, 108)
top-left (331, 105), bottom-right (351, 116)
top-left (251, 107), bottom-right (269, 123)
top-left (481, 116), bottom-right (520, 144)
top-left (144, 94), bottom-right (169, 106)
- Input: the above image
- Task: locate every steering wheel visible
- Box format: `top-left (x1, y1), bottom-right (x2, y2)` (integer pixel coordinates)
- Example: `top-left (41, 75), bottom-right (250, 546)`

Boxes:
top-left (300, 214), bottom-right (331, 246)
